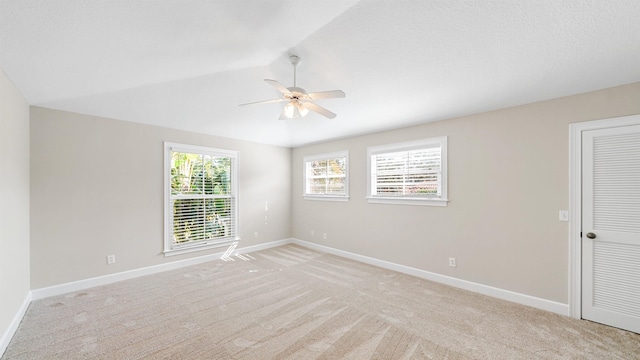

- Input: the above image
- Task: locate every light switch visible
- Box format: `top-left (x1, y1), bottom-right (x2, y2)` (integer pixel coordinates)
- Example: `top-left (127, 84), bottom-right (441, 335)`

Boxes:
top-left (559, 210), bottom-right (569, 222)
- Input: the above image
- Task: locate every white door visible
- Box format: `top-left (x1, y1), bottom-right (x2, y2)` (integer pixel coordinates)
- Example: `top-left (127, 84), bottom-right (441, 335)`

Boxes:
top-left (582, 124), bottom-right (640, 333)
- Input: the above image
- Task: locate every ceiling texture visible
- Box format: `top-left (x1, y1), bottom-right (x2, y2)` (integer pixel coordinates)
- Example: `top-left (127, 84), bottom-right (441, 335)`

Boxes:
top-left (1, 1), bottom-right (640, 147)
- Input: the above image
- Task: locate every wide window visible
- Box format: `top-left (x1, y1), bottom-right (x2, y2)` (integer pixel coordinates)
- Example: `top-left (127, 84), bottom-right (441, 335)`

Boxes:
top-left (303, 151), bottom-right (349, 201)
top-left (367, 137), bottom-right (448, 206)
top-left (164, 142), bottom-right (238, 256)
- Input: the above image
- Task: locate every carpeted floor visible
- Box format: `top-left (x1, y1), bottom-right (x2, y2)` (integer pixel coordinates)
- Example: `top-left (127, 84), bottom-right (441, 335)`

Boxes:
top-left (3, 244), bottom-right (639, 359)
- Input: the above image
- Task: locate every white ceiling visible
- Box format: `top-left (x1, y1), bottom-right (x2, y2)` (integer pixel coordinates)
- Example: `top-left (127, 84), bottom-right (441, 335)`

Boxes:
top-left (2, 1), bottom-right (640, 147)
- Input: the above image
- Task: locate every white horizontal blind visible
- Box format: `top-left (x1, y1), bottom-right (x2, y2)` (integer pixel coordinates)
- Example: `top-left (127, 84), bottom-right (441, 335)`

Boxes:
top-left (167, 144), bottom-right (237, 252)
top-left (304, 151), bottom-right (348, 197)
top-left (371, 144), bottom-right (441, 198)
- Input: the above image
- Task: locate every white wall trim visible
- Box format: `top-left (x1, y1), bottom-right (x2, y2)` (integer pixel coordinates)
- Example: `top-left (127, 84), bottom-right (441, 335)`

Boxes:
top-left (0, 291), bottom-right (31, 358)
top-left (293, 239), bottom-right (569, 316)
top-left (568, 114), bottom-right (640, 319)
top-left (31, 238), bottom-right (292, 300)
top-left (568, 121), bottom-right (582, 319)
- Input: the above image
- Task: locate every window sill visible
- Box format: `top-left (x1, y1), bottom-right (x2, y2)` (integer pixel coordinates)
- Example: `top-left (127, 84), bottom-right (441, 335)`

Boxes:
top-left (367, 197), bottom-right (448, 207)
top-left (304, 195), bottom-right (350, 202)
top-left (164, 237), bottom-right (240, 257)
top-left (304, 195), bottom-right (349, 201)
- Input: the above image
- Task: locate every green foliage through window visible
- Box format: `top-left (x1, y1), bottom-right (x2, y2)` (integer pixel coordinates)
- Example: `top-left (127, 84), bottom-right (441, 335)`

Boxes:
top-left (169, 150), bottom-right (235, 246)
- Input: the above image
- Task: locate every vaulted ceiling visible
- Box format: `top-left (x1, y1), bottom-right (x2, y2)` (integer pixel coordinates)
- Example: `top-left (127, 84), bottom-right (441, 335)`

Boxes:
top-left (2, 1), bottom-right (640, 147)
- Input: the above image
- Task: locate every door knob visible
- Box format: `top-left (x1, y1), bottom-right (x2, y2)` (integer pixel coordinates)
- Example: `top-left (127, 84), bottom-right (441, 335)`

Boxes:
top-left (586, 232), bottom-right (596, 239)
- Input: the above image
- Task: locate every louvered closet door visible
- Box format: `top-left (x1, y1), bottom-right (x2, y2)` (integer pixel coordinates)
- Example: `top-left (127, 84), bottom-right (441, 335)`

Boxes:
top-left (582, 124), bottom-right (640, 333)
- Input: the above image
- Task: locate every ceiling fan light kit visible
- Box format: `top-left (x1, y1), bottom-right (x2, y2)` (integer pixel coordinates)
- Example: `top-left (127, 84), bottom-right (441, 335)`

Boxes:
top-left (283, 100), bottom-right (309, 119)
top-left (240, 55), bottom-right (345, 120)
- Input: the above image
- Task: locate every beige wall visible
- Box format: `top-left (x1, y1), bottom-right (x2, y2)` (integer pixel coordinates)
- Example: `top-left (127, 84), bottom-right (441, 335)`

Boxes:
top-left (0, 69), bottom-right (30, 340)
top-left (30, 107), bottom-right (291, 289)
top-left (15, 81), bottom-right (640, 306)
top-left (292, 81), bottom-right (640, 304)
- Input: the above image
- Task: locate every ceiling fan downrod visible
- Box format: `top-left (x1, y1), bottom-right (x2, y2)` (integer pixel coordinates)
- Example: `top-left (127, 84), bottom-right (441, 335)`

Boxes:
top-left (290, 55), bottom-right (300, 87)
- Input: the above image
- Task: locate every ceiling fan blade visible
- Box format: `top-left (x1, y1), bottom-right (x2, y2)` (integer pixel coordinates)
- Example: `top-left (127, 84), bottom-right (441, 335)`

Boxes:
top-left (239, 98), bottom-right (286, 107)
top-left (304, 102), bottom-right (337, 119)
top-left (307, 90), bottom-right (345, 100)
top-left (265, 79), bottom-right (292, 95)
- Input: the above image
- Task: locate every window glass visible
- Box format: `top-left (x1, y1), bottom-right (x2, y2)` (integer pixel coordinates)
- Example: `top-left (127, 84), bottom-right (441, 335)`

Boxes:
top-left (165, 143), bottom-right (238, 255)
top-left (303, 151), bottom-right (349, 201)
top-left (367, 137), bottom-right (448, 206)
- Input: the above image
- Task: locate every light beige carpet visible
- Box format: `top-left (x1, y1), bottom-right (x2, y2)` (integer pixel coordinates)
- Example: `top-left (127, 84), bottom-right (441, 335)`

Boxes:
top-left (3, 244), bottom-right (639, 359)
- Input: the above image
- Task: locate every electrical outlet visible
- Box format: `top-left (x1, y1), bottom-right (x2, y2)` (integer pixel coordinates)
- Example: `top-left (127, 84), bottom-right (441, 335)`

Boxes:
top-left (310, 230), bottom-right (315, 236)
top-left (323, 233), bottom-right (327, 240)
top-left (448, 257), bottom-right (456, 268)
top-left (254, 232), bottom-right (259, 239)
top-left (107, 255), bottom-right (116, 265)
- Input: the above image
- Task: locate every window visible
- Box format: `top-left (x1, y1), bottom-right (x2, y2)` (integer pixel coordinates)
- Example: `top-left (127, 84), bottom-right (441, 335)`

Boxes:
top-left (303, 151), bottom-right (349, 201)
top-left (367, 137), bottom-right (448, 206)
top-left (164, 142), bottom-right (238, 256)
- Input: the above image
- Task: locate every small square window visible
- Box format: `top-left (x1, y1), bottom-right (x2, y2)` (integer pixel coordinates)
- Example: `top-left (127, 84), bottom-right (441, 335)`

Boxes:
top-left (303, 151), bottom-right (349, 201)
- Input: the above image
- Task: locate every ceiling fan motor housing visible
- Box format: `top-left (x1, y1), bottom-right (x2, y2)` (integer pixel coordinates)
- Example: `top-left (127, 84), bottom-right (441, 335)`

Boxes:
top-left (286, 87), bottom-right (307, 100)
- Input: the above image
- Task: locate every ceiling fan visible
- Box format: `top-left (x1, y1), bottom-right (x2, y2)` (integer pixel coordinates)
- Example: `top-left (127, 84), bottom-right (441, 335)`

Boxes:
top-left (240, 55), bottom-right (345, 119)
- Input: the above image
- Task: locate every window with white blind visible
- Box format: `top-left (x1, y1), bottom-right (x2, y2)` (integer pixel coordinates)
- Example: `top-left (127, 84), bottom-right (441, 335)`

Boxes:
top-left (367, 137), bottom-right (448, 206)
top-left (164, 142), bottom-right (238, 256)
top-left (303, 151), bottom-right (349, 201)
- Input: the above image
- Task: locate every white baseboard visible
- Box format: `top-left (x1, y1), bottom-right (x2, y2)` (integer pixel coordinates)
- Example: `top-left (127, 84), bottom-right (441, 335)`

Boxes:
top-left (237, 238), bottom-right (293, 255)
top-left (31, 238), bottom-right (293, 300)
top-left (1, 291), bottom-right (31, 358)
top-left (292, 239), bottom-right (569, 316)
top-left (26, 236), bottom-right (566, 327)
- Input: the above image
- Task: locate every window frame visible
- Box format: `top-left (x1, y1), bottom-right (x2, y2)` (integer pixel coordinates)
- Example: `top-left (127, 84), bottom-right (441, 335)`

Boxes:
top-left (303, 150), bottom-right (349, 202)
top-left (366, 137), bottom-right (448, 206)
top-left (164, 142), bottom-right (239, 256)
